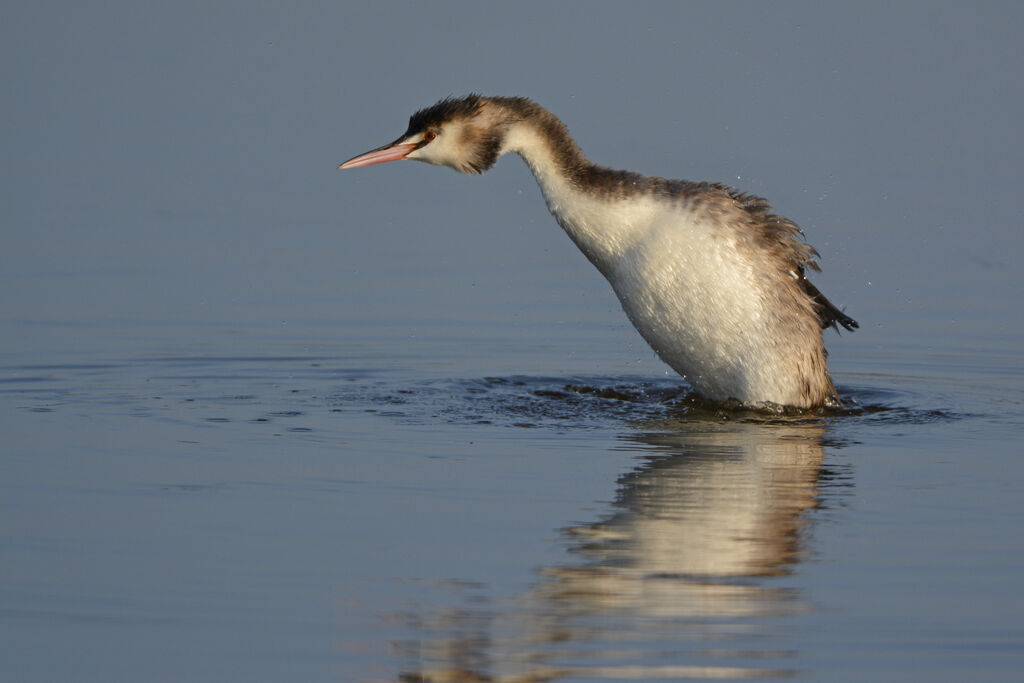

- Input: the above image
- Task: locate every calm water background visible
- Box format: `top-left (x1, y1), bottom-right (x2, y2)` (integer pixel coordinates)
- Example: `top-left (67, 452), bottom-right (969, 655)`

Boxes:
top-left (2, 2), bottom-right (1023, 681)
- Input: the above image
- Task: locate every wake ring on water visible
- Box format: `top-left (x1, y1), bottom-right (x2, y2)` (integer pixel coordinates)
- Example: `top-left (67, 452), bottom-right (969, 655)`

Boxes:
top-left (330, 376), bottom-right (962, 430)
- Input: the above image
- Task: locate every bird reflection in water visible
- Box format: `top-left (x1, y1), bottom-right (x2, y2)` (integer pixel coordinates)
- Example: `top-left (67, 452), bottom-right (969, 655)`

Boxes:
top-left (386, 421), bottom-right (834, 682)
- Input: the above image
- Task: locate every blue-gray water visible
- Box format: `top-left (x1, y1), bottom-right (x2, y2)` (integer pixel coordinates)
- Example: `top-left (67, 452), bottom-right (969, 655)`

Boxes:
top-left (2, 3), bottom-right (1023, 681)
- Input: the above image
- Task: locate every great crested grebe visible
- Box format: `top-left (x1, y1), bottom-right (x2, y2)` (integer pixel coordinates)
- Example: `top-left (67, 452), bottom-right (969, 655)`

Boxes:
top-left (340, 95), bottom-right (857, 409)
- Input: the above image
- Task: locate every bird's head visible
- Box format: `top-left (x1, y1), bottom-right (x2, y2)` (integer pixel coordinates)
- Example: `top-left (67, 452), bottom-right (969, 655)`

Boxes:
top-left (339, 94), bottom-right (508, 175)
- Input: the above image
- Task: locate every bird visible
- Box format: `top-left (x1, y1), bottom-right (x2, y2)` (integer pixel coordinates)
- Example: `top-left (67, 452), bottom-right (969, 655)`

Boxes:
top-left (339, 95), bottom-right (857, 409)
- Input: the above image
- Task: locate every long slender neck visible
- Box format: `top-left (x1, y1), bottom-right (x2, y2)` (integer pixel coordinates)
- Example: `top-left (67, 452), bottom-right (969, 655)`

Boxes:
top-left (491, 100), bottom-right (654, 274)
top-left (490, 99), bottom-right (588, 191)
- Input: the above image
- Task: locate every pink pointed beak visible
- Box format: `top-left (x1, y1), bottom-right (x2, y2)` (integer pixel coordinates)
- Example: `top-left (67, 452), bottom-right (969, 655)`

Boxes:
top-left (338, 141), bottom-right (417, 170)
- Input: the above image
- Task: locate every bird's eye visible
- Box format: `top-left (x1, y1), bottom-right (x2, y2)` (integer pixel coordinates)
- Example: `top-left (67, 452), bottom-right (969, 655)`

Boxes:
top-left (423, 131), bottom-right (437, 142)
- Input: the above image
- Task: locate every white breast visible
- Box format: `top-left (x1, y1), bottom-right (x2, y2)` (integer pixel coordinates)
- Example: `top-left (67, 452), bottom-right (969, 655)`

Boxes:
top-left (553, 191), bottom-right (771, 399)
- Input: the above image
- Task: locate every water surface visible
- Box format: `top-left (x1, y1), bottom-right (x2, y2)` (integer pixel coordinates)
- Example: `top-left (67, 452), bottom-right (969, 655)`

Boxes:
top-left (3, 324), bottom-right (1021, 680)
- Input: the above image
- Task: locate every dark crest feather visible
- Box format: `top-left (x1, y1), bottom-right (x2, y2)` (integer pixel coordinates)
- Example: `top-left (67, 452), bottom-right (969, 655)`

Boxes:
top-left (405, 94), bottom-right (485, 136)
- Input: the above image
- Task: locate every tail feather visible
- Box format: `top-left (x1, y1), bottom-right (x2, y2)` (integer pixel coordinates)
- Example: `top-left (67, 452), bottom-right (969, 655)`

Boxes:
top-left (801, 276), bottom-right (858, 332)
